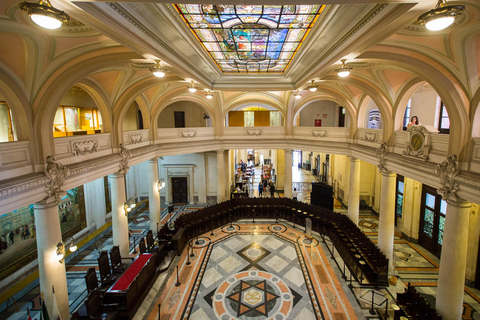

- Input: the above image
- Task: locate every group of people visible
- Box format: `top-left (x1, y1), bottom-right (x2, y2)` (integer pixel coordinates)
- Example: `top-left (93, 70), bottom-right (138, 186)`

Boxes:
top-left (0, 222), bottom-right (35, 254)
top-left (258, 179), bottom-right (275, 198)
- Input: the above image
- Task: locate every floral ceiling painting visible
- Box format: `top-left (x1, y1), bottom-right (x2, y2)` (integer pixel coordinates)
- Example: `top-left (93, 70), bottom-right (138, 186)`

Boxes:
top-left (174, 4), bottom-right (324, 73)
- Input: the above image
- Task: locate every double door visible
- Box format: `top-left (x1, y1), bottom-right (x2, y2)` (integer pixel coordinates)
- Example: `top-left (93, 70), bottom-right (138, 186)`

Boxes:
top-left (419, 185), bottom-right (447, 257)
top-left (172, 177), bottom-right (188, 204)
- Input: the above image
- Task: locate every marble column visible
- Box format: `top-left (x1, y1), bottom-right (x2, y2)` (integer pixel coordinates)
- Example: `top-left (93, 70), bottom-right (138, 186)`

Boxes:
top-left (284, 149), bottom-right (293, 198)
top-left (216, 150), bottom-right (225, 203)
top-left (148, 158), bottom-right (161, 233)
top-left (348, 157), bottom-right (360, 225)
top-left (110, 173), bottom-right (129, 257)
top-left (377, 171), bottom-right (396, 272)
top-left (34, 199), bottom-right (69, 320)
top-left (436, 198), bottom-right (471, 320)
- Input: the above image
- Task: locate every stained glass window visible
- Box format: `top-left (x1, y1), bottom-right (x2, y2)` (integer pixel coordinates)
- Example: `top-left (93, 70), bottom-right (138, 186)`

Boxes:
top-left (174, 4), bottom-right (324, 73)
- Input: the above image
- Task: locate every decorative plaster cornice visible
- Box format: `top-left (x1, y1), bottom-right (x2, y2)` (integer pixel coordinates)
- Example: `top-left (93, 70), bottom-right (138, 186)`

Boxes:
top-left (118, 143), bottom-right (132, 174)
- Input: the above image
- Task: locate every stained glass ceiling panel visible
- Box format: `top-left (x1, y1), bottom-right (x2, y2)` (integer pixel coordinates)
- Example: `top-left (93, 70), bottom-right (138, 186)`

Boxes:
top-left (174, 4), bottom-right (324, 73)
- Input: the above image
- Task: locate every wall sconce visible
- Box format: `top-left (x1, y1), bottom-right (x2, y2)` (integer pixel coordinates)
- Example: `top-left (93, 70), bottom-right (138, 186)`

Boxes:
top-left (56, 242), bottom-right (65, 263)
top-left (157, 178), bottom-right (165, 192)
top-left (124, 198), bottom-right (136, 216)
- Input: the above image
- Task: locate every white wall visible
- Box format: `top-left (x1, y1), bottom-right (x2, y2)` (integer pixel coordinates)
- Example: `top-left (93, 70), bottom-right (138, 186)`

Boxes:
top-left (159, 153), bottom-right (209, 204)
top-left (126, 161), bottom-right (150, 201)
top-left (409, 86), bottom-right (440, 128)
top-left (299, 100), bottom-right (339, 127)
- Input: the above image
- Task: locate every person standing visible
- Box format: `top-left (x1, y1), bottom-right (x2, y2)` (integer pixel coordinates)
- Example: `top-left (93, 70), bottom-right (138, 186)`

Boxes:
top-left (270, 183), bottom-right (275, 198)
top-left (258, 182), bottom-right (263, 197)
top-left (9, 230), bottom-right (14, 244)
top-left (292, 188), bottom-right (298, 200)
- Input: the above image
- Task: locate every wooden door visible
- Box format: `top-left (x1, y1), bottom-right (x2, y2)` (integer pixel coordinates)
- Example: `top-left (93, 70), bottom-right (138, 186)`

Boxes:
top-left (174, 111), bottom-right (185, 128)
top-left (172, 177), bottom-right (188, 204)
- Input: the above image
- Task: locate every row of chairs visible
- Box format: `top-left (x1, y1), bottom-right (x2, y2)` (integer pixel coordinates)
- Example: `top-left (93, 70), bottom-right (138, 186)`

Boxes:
top-left (396, 283), bottom-right (442, 319)
top-left (173, 197), bottom-right (389, 287)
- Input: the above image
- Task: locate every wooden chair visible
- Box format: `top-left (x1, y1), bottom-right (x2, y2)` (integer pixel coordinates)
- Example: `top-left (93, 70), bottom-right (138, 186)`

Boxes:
top-left (146, 230), bottom-right (159, 253)
top-left (97, 251), bottom-right (116, 286)
top-left (85, 290), bottom-right (118, 320)
top-left (138, 237), bottom-right (146, 254)
top-left (109, 245), bottom-right (133, 273)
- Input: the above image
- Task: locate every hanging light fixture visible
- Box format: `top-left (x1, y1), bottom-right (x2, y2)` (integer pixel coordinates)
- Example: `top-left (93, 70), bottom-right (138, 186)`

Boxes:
top-left (150, 60), bottom-right (167, 78)
top-left (307, 80), bottom-right (318, 92)
top-left (19, 0), bottom-right (69, 29)
top-left (335, 59), bottom-right (352, 77)
top-left (188, 81), bottom-right (197, 93)
top-left (293, 90), bottom-right (302, 99)
top-left (205, 89), bottom-right (214, 99)
top-left (417, 0), bottom-right (464, 31)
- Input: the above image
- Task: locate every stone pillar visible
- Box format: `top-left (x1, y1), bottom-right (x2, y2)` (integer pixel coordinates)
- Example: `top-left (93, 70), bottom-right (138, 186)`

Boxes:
top-left (377, 171), bottom-right (396, 272)
top-left (110, 173), bottom-right (130, 257)
top-left (348, 157), bottom-right (360, 225)
top-left (34, 199), bottom-right (69, 320)
top-left (148, 158), bottom-right (161, 233)
top-left (216, 150), bottom-right (225, 202)
top-left (224, 150), bottom-right (229, 200)
top-left (436, 198), bottom-right (471, 320)
top-left (284, 149), bottom-right (293, 198)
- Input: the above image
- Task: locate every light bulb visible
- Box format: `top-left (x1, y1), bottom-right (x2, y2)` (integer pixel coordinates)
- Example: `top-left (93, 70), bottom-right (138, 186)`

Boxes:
top-left (309, 87), bottom-right (317, 92)
top-left (337, 70), bottom-right (350, 77)
top-left (425, 16), bottom-right (454, 30)
top-left (31, 14), bottom-right (62, 29)
top-left (69, 245), bottom-right (77, 252)
top-left (152, 69), bottom-right (165, 77)
top-left (189, 87), bottom-right (197, 93)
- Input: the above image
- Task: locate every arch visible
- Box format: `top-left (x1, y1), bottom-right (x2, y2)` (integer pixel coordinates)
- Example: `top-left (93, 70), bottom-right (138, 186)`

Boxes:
top-left (359, 49), bottom-right (470, 157)
top-left (471, 87), bottom-right (480, 138)
top-left (392, 77), bottom-right (425, 131)
top-left (151, 86), bottom-right (218, 138)
top-left (223, 92), bottom-right (286, 119)
top-left (76, 79), bottom-right (113, 135)
top-left (32, 48), bottom-right (141, 161)
top-left (293, 94), bottom-right (354, 127)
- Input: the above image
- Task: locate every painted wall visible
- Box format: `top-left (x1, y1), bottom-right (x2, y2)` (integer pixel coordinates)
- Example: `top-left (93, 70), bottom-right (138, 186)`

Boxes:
top-left (158, 101), bottom-right (210, 128)
top-left (123, 101), bottom-right (139, 131)
top-left (126, 161), bottom-right (150, 201)
top-left (60, 88), bottom-right (97, 109)
top-left (409, 86), bottom-right (440, 128)
top-left (299, 100), bottom-right (339, 127)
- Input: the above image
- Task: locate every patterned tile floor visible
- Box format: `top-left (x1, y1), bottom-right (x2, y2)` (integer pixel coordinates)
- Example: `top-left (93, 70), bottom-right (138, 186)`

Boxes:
top-left (146, 221), bottom-right (359, 320)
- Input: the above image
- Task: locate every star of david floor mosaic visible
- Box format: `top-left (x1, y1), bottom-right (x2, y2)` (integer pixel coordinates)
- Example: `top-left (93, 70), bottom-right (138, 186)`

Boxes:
top-left (153, 223), bottom-right (358, 320)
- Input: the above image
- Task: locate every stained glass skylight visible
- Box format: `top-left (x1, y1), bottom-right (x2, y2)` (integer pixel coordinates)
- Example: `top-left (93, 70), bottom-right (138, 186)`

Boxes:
top-left (174, 4), bottom-right (324, 73)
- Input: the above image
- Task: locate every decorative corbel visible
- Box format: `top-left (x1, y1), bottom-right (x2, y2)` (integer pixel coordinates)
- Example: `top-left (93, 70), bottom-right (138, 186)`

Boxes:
top-left (375, 142), bottom-right (388, 173)
top-left (44, 155), bottom-right (69, 202)
top-left (435, 154), bottom-right (460, 201)
top-left (119, 143), bottom-right (132, 174)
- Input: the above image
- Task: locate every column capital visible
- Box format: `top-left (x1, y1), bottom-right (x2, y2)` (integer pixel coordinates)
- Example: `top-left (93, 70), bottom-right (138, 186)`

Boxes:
top-left (216, 149), bottom-right (224, 154)
top-left (34, 197), bottom-right (59, 209)
top-left (446, 197), bottom-right (470, 208)
top-left (284, 149), bottom-right (293, 154)
top-left (110, 172), bottom-right (125, 179)
top-left (381, 170), bottom-right (396, 178)
top-left (349, 156), bottom-right (359, 162)
top-left (148, 157), bottom-right (160, 163)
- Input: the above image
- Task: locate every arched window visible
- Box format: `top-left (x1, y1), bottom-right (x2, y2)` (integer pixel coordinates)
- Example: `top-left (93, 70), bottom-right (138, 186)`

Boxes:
top-left (0, 102), bottom-right (16, 142)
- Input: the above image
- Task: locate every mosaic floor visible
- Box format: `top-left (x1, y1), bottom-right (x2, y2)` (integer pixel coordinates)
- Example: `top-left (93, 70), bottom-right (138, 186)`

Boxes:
top-left (150, 223), bottom-right (358, 320)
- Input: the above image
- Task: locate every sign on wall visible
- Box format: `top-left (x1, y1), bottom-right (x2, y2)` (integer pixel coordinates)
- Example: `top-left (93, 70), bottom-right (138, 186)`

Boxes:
top-left (314, 119), bottom-right (322, 127)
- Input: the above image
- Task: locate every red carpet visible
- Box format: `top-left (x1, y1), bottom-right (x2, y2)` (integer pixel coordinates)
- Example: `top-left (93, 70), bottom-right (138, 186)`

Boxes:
top-left (111, 254), bottom-right (153, 291)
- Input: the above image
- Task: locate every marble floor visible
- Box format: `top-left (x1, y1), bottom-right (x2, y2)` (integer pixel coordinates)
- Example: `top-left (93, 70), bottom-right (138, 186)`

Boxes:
top-left (146, 222), bottom-right (358, 320)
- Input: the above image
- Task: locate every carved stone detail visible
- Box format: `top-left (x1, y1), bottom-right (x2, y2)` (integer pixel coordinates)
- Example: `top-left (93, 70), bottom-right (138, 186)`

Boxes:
top-left (72, 140), bottom-right (98, 156)
top-left (44, 156), bottom-right (69, 202)
top-left (129, 134), bottom-right (143, 144)
top-left (403, 125), bottom-right (432, 160)
top-left (311, 129), bottom-right (328, 138)
top-left (245, 128), bottom-right (263, 136)
top-left (436, 155), bottom-right (460, 201)
top-left (119, 143), bottom-right (132, 174)
top-left (364, 132), bottom-right (378, 142)
top-left (178, 130), bottom-right (198, 138)
top-left (375, 142), bottom-right (387, 173)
